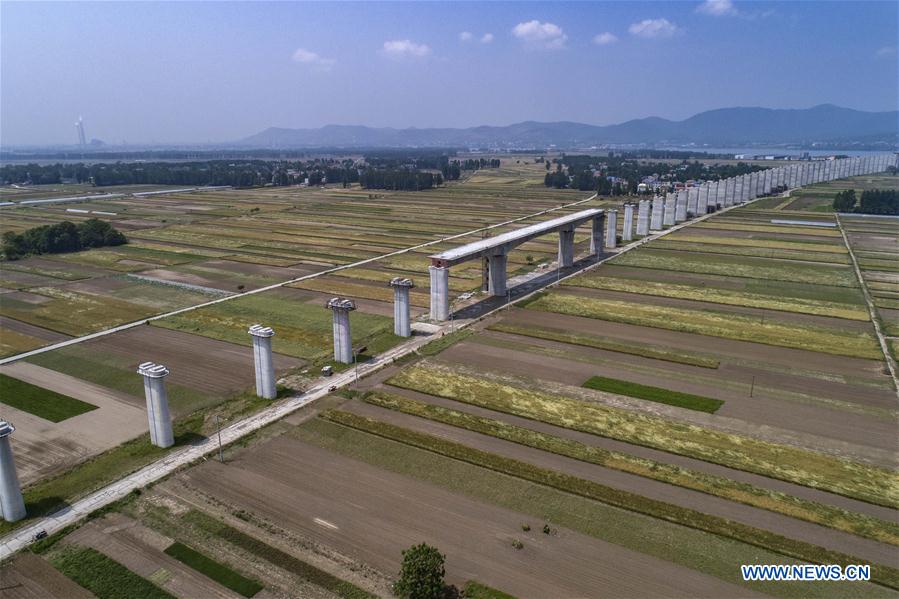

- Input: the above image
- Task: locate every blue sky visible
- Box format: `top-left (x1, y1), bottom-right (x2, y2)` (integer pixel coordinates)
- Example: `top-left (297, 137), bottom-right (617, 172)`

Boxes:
top-left (1, 0), bottom-right (896, 145)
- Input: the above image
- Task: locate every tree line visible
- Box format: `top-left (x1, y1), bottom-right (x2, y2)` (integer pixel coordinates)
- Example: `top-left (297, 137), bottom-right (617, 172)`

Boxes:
top-left (358, 169), bottom-right (443, 191)
top-left (833, 189), bottom-right (899, 215)
top-left (2, 219), bottom-right (127, 261)
top-left (546, 154), bottom-right (766, 194)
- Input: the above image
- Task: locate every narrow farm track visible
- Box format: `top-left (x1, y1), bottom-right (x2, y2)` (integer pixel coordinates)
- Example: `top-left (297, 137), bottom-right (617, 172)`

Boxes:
top-left (0, 191), bottom-right (767, 559)
top-left (836, 214), bottom-right (899, 398)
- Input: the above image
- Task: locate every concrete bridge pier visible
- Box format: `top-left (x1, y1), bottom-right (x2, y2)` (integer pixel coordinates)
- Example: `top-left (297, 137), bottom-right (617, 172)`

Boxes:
top-left (557, 227), bottom-right (575, 268)
top-left (328, 297), bottom-right (356, 363)
top-left (663, 193), bottom-right (676, 227)
top-left (429, 265), bottom-right (449, 321)
top-left (248, 324), bottom-right (276, 399)
top-left (686, 187), bottom-right (698, 217)
top-left (636, 199), bottom-right (651, 236)
top-left (488, 253), bottom-right (508, 296)
top-left (390, 277), bottom-right (414, 337)
top-left (590, 214), bottom-right (606, 254)
top-left (138, 362), bottom-right (174, 448)
top-left (622, 204), bottom-right (635, 241)
top-left (0, 421), bottom-right (26, 522)
top-left (650, 196), bottom-right (664, 230)
top-left (604, 210), bottom-right (618, 249)
top-left (675, 190), bottom-right (688, 222)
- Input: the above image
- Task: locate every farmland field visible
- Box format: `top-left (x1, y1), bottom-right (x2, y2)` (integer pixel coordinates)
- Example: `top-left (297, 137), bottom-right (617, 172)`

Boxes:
top-left (5, 168), bottom-right (899, 599)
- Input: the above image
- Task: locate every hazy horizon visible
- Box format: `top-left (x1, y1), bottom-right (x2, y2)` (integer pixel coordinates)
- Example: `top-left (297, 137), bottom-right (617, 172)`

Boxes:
top-left (2, 1), bottom-right (897, 146)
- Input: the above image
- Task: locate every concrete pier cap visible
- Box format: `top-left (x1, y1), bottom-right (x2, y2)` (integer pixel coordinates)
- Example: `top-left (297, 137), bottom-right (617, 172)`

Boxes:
top-left (389, 277), bottom-right (415, 289)
top-left (137, 361), bottom-right (169, 378)
top-left (248, 324), bottom-right (275, 338)
top-left (327, 297), bottom-right (357, 312)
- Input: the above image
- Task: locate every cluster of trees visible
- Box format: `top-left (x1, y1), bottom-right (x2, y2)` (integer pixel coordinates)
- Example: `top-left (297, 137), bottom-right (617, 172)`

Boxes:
top-left (358, 169), bottom-right (443, 191)
top-left (440, 158), bottom-right (501, 181)
top-left (2, 219), bottom-right (127, 260)
top-left (833, 189), bottom-right (899, 215)
top-left (545, 153), bottom-right (766, 194)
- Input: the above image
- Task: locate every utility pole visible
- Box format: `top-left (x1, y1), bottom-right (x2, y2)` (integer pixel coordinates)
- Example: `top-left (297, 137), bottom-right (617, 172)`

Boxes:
top-left (214, 414), bottom-right (224, 463)
top-left (749, 376), bottom-right (756, 398)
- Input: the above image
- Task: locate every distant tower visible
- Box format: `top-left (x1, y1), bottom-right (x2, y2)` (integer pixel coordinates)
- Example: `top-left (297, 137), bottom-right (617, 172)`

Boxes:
top-left (75, 116), bottom-right (87, 147)
top-left (0, 420), bottom-right (27, 522)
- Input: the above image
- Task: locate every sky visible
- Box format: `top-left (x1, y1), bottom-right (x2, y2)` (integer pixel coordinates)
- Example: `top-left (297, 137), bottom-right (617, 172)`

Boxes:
top-left (1, 0), bottom-right (897, 146)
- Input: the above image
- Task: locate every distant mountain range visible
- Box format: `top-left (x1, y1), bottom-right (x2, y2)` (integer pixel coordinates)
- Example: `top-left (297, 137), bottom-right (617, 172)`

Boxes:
top-left (239, 104), bottom-right (898, 149)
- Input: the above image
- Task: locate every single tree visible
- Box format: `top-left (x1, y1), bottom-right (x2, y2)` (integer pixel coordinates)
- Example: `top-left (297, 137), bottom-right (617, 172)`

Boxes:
top-left (394, 543), bottom-right (446, 599)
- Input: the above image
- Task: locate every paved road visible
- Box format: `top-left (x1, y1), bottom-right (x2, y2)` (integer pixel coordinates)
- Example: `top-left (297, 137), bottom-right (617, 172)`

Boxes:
top-left (0, 192), bottom-right (765, 559)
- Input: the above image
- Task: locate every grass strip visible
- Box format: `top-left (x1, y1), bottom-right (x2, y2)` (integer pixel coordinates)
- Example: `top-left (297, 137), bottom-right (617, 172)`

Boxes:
top-left (387, 363), bottom-right (899, 508)
top-left (417, 328), bottom-right (474, 357)
top-left (365, 392), bottom-right (899, 545)
top-left (0, 373), bottom-right (97, 422)
top-left (582, 376), bottom-right (724, 413)
top-left (164, 542), bottom-right (263, 597)
top-left (185, 511), bottom-right (375, 599)
top-left (524, 293), bottom-right (882, 359)
top-left (322, 410), bottom-right (899, 592)
top-left (487, 322), bottom-right (719, 368)
top-left (50, 545), bottom-right (175, 599)
top-left (464, 581), bottom-right (517, 599)
top-left (562, 275), bottom-right (869, 321)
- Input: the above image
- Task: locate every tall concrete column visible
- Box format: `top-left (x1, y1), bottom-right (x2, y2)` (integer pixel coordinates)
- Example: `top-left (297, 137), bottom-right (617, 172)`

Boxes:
top-left (138, 362), bottom-right (174, 448)
top-left (674, 190), bottom-right (687, 222)
top-left (622, 203), bottom-right (635, 241)
top-left (0, 421), bottom-right (26, 522)
top-left (327, 297), bottom-right (356, 364)
top-left (488, 253), bottom-right (508, 296)
top-left (686, 187), bottom-right (698, 217)
top-left (429, 264), bottom-right (449, 321)
top-left (590, 214), bottom-right (606, 254)
top-left (389, 278), bottom-right (414, 338)
top-left (696, 185), bottom-right (708, 215)
top-left (725, 178), bottom-right (736, 206)
top-left (663, 193), bottom-right (676, 226)
top-left (650, 196), bottom-right (664, 230)
top-left (707, 182), bottom-right (718, 212)
top-left (636, 199), bottom-right (651, 236)
top-left (715, 180), bottom-right (726, 209)
top-left (741, 174), bottom-right (751, 202)
top-left (248, 325), bottom-right (276, 399)
top-left (604, 210), bottom-right (618, 249)
top-left (558, 228), bottom-right (575, 268)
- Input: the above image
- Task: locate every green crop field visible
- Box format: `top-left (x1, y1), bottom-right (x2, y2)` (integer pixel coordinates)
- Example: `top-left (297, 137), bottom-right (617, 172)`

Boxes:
top-left (300, 416), bottom-right (898, 597)
top-left (154, 290), bottom-right (398, 360)
top-left (50, 546), bottom-right (175, 599)
top-left (523, 293), bottom-right (882, 359)
top-left (611, 248), bottom-right (858, 288)
top-left (486, 322), bottom-right (720, 367)
top-left (164, 542), bottom-right (263, 597)
top-left (582, 375), bottom-right (724, 413)
top-left (365, 392), bottom-right (898, 545)
top-left (0, 374), bottom-right (97, 422)
top-left (562, 275), bottom-right (869, 320)
top-left (386, 362), bottom-right (899, 507)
